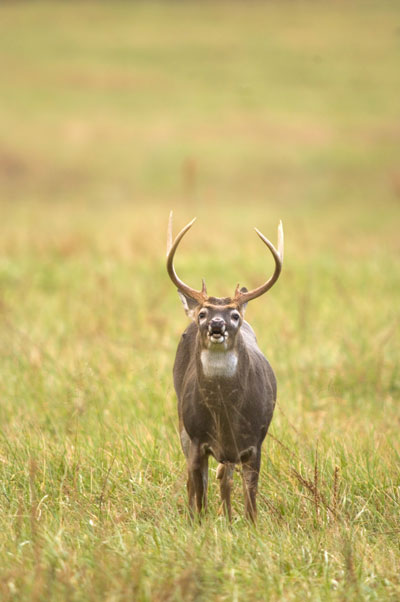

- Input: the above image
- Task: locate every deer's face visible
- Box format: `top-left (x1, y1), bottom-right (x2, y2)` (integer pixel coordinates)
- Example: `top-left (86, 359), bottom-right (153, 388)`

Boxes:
top-left (178, 292), bottom-right (245, 351)
top-left (197, 303), bottom-right (244, 351)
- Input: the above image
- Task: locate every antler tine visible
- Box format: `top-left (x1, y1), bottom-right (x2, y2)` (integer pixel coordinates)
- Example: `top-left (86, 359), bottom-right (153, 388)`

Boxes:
top-left (167, 210), bottom-right (174, 256)
top-left (166, 213), bottom-right (207, 304)
top-left (234, 221), bottom-right (284, 305)
top-left (277, 219), bottom-right (284, 261)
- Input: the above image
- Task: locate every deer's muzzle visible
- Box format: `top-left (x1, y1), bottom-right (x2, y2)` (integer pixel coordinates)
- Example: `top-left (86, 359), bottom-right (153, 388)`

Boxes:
top-left (208, 319), bottom-right (227, 344)
top-left (208, 319), bottom-right (226, 335)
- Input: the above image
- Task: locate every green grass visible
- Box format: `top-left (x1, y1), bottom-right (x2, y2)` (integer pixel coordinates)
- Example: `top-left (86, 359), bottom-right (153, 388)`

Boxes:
top-left (0, 1), bottom-right (399, 600)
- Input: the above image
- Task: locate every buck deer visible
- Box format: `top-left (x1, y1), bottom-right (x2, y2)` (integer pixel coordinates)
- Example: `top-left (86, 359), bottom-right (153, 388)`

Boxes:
top-left (167, 213), bottom-right (283, 522)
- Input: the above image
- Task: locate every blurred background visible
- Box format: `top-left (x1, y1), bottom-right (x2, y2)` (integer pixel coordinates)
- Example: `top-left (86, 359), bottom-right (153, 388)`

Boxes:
top-left (1, 1), bottom-right (399, 244)
top-left (0, 2), bottom-right (399, 598)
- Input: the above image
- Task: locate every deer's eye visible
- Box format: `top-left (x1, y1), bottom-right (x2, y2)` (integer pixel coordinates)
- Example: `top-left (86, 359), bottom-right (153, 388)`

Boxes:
top-left (198, 311), bottom-right (207, 320)
top-left (231, 312), bottom-right (240, 322)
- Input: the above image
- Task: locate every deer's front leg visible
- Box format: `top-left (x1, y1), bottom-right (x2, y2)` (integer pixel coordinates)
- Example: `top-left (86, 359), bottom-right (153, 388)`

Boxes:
top-left (217, 462), bottom-right (234, 521)
top-left (241, 447), bottom-right (261, 523)
top-left (187, 441), bottom-right (209, 516)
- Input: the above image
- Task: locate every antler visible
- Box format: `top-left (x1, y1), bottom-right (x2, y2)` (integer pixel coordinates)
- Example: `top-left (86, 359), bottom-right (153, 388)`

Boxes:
top-left (234, 221), bottom-right (284, 305)
top-left (166, 212), bottom-right (208, 304)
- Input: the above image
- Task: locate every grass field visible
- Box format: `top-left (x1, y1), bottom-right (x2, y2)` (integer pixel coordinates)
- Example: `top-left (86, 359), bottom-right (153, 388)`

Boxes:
top-left (1, 1), bottom-right (400, 600)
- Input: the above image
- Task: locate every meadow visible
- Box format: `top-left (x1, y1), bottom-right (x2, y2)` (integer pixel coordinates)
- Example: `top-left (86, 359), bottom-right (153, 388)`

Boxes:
top-left (0, 1), bottom-right (399, 600)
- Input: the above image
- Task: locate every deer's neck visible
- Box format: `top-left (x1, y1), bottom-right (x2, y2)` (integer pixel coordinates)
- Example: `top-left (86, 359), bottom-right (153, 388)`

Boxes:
top-left (199, 348), bottom-right (238, 379)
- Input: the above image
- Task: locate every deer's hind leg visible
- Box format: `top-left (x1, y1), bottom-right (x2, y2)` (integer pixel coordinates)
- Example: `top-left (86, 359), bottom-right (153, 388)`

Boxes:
top-left (217, 463), bottom-right (234, 521)
top-left (240, 447), bottom-right (261, 523)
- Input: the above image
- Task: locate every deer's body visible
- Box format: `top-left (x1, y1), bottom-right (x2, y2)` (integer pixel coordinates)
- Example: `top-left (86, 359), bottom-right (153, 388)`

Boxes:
top-left (167, 215), bottom-right (283, 521)
top-left (175, 318), bottom-right (276, 464)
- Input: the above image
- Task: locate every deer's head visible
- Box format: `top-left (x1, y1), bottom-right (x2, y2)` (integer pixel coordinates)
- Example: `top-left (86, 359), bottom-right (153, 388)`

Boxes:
top-left (166, 213), bottom-right (284, 351)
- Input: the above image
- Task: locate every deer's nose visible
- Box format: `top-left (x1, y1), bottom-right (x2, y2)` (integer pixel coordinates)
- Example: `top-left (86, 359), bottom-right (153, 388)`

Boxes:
top-left (209, 318), bottom-right (226, 334)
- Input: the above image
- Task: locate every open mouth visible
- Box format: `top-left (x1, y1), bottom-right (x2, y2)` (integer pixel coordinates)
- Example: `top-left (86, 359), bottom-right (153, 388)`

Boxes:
top-left (208, 332), bottom-right (228, 344)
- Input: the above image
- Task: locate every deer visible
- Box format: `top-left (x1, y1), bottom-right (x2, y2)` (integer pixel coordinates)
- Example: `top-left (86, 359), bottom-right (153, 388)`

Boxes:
top-left (167, 213), bottom-right (284, 522)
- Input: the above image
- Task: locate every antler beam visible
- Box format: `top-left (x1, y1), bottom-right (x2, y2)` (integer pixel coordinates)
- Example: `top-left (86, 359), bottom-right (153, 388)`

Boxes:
top-left (166, 212), bottom-right (208, 304)
top-left (234, 221), bottom-right (284, 305)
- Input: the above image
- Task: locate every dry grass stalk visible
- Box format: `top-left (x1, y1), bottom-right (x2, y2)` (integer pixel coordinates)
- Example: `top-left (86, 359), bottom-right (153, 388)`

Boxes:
top-left (291, 467), bottom-right (339, 521)
top-left (332, 465), bottom-right (340, 517)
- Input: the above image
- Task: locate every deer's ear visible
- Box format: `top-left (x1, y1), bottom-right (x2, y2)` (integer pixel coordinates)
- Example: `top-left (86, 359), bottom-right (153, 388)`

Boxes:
top-left (177, 291), bottom-right (199, 320)
top-left (239, 287), bottom-right (248, 314)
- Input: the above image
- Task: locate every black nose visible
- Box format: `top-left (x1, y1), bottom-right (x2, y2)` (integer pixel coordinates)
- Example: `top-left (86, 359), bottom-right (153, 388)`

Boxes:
top-left (209, 318), bottom-right (225, 334)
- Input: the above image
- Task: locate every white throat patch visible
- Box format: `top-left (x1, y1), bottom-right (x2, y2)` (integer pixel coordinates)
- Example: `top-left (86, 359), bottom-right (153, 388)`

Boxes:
top-left (200, 350), bottom-right (238, 378)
